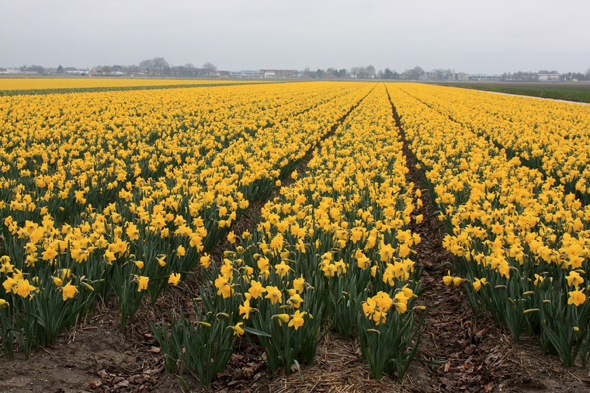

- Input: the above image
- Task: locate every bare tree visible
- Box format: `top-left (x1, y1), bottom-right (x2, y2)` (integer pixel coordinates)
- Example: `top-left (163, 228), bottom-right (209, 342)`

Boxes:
top-left (203, 62), bottom-right (217, 76)
top-left (152, 57), bottom-right (169, 74)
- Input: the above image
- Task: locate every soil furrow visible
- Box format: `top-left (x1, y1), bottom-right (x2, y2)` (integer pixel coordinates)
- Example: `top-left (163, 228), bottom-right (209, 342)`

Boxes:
top-left (385, 85), bottom-right (519, 393)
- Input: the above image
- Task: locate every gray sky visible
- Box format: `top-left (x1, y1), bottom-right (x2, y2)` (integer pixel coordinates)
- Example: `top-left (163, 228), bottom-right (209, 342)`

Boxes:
top-left (1, 0), bottom-right (589, 74)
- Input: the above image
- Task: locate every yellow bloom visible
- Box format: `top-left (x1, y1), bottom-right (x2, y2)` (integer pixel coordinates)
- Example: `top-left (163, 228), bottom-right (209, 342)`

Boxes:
top-left (239, 299), bottom-right (253, 319)
top-left (274, 261), bottom-right (291, 278)
top-left (276, 313), bottom-right (290, 326)
top-left (443, 271), bottom-right (453, 286)
top-left (231, 322), bottom-right (245, 336)
top-left (3, 277), bottom-right (18, 294)
top-left (287, 293), bottom-right (303, 309)
top-left (168, 273), bottom-right (181, 286)
top-left (293, 276), bottom-right (305, 293)
top-left (566, 271), bottom-right (584, 287)
top-left (248, 280), bottom-right (267, 299)
top-left (135, 260), bottom-right (144, 269)
top-left (16, 279), bottom-right (36, 298)
top-left (265, 286), bottom-right (282, 305)
top-left (473, 277), bottom-right (486, 292)
top-left (177, 245), bottom-right (186, 257)
top-left (42, 248), bottom-right (58, 262)
top-left (215, 276), bottom-right (232, 298)
top-left (137, 276), bottom-right (149, 292)
top-left (288, 310), bottom-right (306, 330)
top-left (156, 255), bottom-right (167, 267)
top-left (62, 281), bottom-right (78, 301)
top-left (126, 223), bottom-right (140, 241)
top-left (568, 290), bottom-right (586, 306)
top-left (200, 253), bottom-right (212, 268)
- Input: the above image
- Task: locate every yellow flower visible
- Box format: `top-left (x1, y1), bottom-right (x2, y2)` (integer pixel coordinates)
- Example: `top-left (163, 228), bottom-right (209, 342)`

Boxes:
top-left (126, 223), bottom-right (140, 241)
top-left (62, 281), bottom-right (78, 301)
top-left (200, 253), bottom-right (212, 268)
top-left (231, 322), bottom-right (245, 336)
top-left (248, 280), bottom-right (267, 299)
top-left (568, 290), bottom-right (586, 306)
top-left (566, 271), bottom-right (584, 287)
top-left (473, 277), bottom-right (486, 292)
top-left (16, 279), bottom-right (36, 298)
top-left (168, 273), bottom-right (181, 286)
top-left (265, 286), bottom-right (282, 305)
top-left (239, 299), bottom-right (253, 319)
top-left (443, 271), bottom-right (453, 286)
top-left (293, 276), bottom-right (305, 293)
top-left (276, 313), bottom-right (290, 326)
top-left (3, 277), bottom-right (18, 294)
top-left (52, 276), bottom-right (63, 286)
top-left (135, 260), bottom-right (144, 269)
top-left (42, 248), bottom-right (58, 262)
top-left (177, 245), bottom-right (186, 257)
top-left (274, 261), bottom-right (291, 278)
top-left (215, 276), bottom-right (232, 298)
top-left (287, 293), bottom-right (303, 309)
top-left (156, 255), bottom-right (167, 267)
top-left (137, 276), bottom-right (149, 292)
top-left (288, 310), bottom-right (306, 330)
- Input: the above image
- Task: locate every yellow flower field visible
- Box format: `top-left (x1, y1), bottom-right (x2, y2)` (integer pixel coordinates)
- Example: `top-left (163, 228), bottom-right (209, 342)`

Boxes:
top-left (1, 80), bottom-right (590, 382)
top-left (0, 77), bottom-right (254, 91)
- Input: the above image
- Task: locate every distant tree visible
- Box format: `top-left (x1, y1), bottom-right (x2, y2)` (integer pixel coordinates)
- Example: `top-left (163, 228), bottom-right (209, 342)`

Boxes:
top-left (28, 65), bottom-right (45, 74)
top-left (316, 69), bottom-right (325, 78)
top-left (126, 65), bottom-right (141, 74)
top-left (153, 57), bottom-right (169, 74)
top-left (383, 68), bottom-right (395, 79)
top-left (138, 58), bottom-right (169, 75)
top-left (139, 59), bottom-right (153, 72)
top-left (111, 65), bottom-right (123, 72)
top-left (407, 66), bottom-right (425, 80)
top-left (57, 65), bottom-right (64, 74)
top-left (338, 69), bottom-right (347, 77)
top-left (203, 62), bottom-right (217, 76)
top-left (367, 65), bottom-right (376, 79)
top-left (101, 66), bottom-right (112, 73)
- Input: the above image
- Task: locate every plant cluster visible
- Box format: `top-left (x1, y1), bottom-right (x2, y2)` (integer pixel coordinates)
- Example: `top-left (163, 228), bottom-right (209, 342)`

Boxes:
top-left (387, 83), bottom-right (590, 367)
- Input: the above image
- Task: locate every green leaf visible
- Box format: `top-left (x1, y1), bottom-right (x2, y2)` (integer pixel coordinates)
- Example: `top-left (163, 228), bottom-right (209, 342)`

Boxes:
top-left (242, 325), bottom-right (272, 337)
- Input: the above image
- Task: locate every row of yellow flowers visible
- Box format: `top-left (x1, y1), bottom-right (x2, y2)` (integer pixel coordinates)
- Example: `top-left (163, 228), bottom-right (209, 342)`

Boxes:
top-left (0, 82), bottom-right (373, 357)
top-left (152, 84), bottom-right (425, 385)
top-left (398, 84), bottom-right (590, 203)
top-left (387, 83), bottom-right (590, 367)
top-left (0, 77), bottom-right (250, 91)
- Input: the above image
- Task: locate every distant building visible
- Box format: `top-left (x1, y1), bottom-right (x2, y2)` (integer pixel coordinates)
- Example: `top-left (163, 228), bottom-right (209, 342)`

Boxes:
top-left (230, 70), bottom-right (261, 78)
top-left (538, 73), bottom-right (561, 82)
top-left (260, 69), bottom-right (297, 79)
top-left (469, 74), bottom-right (501, 81)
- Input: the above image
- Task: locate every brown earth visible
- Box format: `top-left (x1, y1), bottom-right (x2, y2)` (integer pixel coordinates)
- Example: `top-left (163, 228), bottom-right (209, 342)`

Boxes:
top-left (2, 86), bottom-right (590, 392)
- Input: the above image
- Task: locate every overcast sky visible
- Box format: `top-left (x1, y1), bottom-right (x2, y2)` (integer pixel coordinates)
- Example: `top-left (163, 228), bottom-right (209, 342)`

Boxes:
top-left (1, 0), bottom-right (589, 74)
